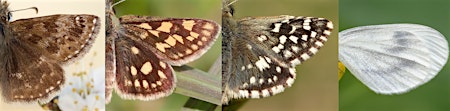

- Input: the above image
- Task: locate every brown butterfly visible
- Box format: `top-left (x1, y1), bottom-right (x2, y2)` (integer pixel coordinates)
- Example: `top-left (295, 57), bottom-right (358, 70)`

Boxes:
top-left (0, 0), bottom-right (100, 102)
top-left (106, 0), bottom-right (220, 103)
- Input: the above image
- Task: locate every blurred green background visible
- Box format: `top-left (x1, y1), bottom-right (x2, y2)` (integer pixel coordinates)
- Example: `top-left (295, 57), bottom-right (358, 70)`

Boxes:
top-left (339, 0), bottom-right (450, 111)
top-left (230, 0), bottom-right (338, 111)
top-left (106, 0), bottom-right (220, 111)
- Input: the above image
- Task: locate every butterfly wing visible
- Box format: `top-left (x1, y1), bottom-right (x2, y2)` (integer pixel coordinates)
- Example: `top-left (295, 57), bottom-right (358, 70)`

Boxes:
top-left (11, 14), bottom-right (100, 63)
top-left (0, 38), bottom-right (64, 102)
top-left (339, 24), bottom-right (449, 94)
top-left (119, 15), bottom-right (220, 66)
top-left (222, 15), bottom-right (333, 103)
top-left (113, 32), bottom-right (176, 101)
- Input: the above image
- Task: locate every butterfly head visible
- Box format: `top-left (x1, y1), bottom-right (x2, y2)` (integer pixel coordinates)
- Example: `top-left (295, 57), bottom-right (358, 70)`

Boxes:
top-left (222, 0), bottom-right (235, 17)
top-left (0, 1), bottom-right (11, 23)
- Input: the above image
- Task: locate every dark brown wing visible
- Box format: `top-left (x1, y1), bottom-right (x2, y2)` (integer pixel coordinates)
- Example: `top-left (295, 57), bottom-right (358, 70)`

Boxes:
top-left (0, 38), bottom-right (64, 102)
top-left (114, 32), bottom-right (176, 101)
top-left (10, 14), bottom-right (100, 64)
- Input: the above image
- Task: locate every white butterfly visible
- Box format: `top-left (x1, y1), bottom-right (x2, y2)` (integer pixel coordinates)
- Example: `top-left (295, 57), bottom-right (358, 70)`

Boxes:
top-left (339, 24), bottom-right (449, 94)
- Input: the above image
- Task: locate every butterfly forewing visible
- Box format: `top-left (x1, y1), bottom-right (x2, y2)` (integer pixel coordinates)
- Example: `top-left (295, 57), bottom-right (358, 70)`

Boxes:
top-left (11, 14), bottom-right (100, 63)
top-left (119, 15), bottom-right (220, 66)
top-left (238, 16), bottom-right (333, 65)
top-left (339, 24), bottom-right (448, 94)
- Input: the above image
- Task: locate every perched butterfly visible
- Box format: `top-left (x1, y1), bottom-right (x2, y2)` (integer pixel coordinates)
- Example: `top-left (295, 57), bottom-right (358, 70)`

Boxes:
top-left (0, 1), bottom-right (100, 102)
top-left (106, 0), bottom-right (220, 103)
top-left (339, 24), bottom-right (449, 94)
top-left (221, 1), bottom-right (334, 104)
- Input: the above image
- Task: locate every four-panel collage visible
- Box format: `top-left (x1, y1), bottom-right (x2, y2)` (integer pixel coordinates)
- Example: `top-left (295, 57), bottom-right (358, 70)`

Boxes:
top-left (0, 0), bottom-right (448, 111)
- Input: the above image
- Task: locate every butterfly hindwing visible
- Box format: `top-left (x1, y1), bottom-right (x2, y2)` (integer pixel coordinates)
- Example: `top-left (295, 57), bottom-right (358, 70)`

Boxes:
top-left (0, 37), bottom-right (64, 102)
top-left (223, 40), bottom-right (296, 101)
top-left (114, 34), bottom-right (175, 101)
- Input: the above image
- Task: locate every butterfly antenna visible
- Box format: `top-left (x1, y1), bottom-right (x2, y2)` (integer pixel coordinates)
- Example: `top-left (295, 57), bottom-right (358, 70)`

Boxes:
top-left (221, 0), bottom-right (237, 11)
top-left (227, 0), bottom-right (238, 7)
top-left (10, 7), bottom-right (38, 14)
top-left (112, 0), bottom-right (126, 7)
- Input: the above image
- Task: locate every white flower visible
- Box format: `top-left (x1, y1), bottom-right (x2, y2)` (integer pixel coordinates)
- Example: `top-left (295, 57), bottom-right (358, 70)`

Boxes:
top-left (58, 65), bottom-right (105, 111)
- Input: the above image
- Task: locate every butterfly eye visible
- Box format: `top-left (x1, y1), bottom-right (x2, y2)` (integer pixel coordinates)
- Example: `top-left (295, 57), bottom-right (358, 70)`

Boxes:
top-left (228, 5), bottom-right (234, 16)
top-left (6, 12), bottom-right (11, 21)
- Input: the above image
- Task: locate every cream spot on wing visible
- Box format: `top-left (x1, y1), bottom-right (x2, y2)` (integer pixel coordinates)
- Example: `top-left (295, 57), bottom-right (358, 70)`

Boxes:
top-left (142, 80), bottom-right (149, 89)
top-left (137, 23), bottom-right (152, 29)
top-left (203, 22), bottom-right (215, 30)
top-left (155, 42), bottom-right (171, 52)
top-left (140, 62), bottom-right (152, 75)
top-left (134, 80), bottom-right (141, 87)
top-left (202, 30), bottom-right (211, 36)
top-left (159, 61), bottom-right (167, 69)
top-left (185, 49), bottom-right (193, 54)
top-left (173, 34), bottom-right (184, 44)
top-left (190, 32), bottom-right (200, 38)
top-left (156, 81), bottom-right (162, 86)
top-left (165, 36), bottom-right (177, 46)
top-left (156, 22), bottom-right (173, 33)
top-left (148, 30), bottom-right (159, 37)
top-left (182, 20), bottom-right (195, 31)
top-left (140, 31), bottom-right (149, 39)
top-left (130, 66), bottom-right (137, 76)
top-left (191, 44), bottom-right (199, 50)
top-left (158, 70), bottom-right (167, 79)
top-left (187, 36), bottom-right (195, 41)
top-left (131, 46), bottom-right (139, 54)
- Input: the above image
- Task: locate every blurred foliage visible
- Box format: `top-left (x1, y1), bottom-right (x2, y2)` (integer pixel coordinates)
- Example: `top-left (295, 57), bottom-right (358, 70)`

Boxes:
top-left (339, 0), bottom-right (450, 111)
top-left (107, 0), bottom-right (220, 111)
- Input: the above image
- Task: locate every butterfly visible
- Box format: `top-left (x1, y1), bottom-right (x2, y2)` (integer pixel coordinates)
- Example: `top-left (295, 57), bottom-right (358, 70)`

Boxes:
top-left (0, 0), bottom-right (100, 102)
top-left (339, 24), bottom-right (449, 94)
top-left (221, 1), bottom-right (334, 104)
top-left (106, 0), bottom-right (220, 103)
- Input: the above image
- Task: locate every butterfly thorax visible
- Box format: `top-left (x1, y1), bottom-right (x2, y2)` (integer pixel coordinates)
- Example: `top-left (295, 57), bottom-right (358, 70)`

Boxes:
top-left (106, 2), bottom-right (120, 38)
top-left (0, 1), bottom-right (12, 44)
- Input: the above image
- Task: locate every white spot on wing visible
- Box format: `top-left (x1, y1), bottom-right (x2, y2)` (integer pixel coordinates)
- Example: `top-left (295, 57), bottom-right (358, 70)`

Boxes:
top-left (255, 56), bottom-right (271, 71)
top-left (290, 35), bottom-right (299, 43)
top-left (251, 90), bottom-right (260, 98)
top-left (279, 35), bottom-right (287, 44)
top-left (250, 76), bottom-right (256, 84)
top-left (271, 23), bottom-right (282, 32)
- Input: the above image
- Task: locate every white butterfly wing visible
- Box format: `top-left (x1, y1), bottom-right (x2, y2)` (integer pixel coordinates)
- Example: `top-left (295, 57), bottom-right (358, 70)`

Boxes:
top-left (339, 24), bottom-right (449, 94)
